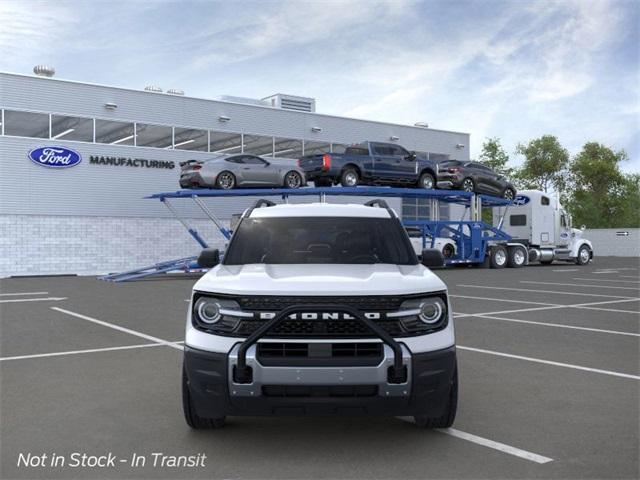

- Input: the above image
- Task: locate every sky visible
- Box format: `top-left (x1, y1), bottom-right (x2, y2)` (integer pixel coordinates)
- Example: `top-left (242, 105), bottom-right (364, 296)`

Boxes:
top-left (1, 0), bottom-right (638, 172)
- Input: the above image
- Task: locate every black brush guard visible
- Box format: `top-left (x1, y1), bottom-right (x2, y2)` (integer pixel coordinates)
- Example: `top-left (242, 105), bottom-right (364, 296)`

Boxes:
top-left (233, 304), bottom-right (408, 384)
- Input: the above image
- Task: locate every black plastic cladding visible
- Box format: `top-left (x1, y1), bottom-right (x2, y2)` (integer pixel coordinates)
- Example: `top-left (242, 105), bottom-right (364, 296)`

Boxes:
top-left (191, 292), bottom-right (449, 338)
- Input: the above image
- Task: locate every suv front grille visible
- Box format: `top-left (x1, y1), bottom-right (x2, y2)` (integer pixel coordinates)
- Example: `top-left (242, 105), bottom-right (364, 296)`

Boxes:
top-left (236, 296), bottom-right (406, 312)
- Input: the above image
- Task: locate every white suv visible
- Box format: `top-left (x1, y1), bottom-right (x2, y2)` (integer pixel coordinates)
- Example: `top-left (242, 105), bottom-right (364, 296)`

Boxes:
top-left (182, 199), bottom-right (457, 429)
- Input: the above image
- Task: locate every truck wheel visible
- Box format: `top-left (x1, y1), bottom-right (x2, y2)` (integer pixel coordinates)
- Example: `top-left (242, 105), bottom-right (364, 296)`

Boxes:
top-left (182, 365), bottom-right (225, 429)
top-left (576, 245), bottom-right (591, 265)
top-left (340, 168), bottom-right (359, 187)
top-left (418, 172), bottom-right (435, 189)
top-left (490, 245), bottom-right (508, 269)
top-left (216, 171), bottom-right (236, 189)
top-left (507, 246), bottom-right (526, 268)
top-left (414, 366), bottom-right (458, 428)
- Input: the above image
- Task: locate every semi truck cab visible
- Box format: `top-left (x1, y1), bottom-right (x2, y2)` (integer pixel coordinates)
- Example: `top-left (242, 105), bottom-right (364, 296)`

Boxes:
top-left (494, 190), bottom-right (593, 265)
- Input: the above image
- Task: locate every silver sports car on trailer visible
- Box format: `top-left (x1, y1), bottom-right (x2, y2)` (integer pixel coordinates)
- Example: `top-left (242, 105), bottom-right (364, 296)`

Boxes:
top-left (179, 154), bottom-right (306, 189)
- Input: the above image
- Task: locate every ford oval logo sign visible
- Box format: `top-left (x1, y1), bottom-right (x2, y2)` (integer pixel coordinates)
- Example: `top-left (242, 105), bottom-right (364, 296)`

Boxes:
top-left (28, 146), bottom-right (82, 168)
top-left (513, 195), bottom-right (530, 206)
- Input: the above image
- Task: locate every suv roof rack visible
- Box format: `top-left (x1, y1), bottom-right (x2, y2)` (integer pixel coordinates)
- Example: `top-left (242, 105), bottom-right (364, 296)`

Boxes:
top-left (244, 199), bottom-right (277, 218)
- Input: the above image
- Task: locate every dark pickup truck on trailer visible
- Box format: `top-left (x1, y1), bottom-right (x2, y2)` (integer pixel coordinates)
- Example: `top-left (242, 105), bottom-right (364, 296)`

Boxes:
top-left (298, 142), bottom-right (439, 189)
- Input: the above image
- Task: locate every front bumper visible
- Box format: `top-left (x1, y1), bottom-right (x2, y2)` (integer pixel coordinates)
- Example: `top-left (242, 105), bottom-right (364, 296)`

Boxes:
top-left (184, 344), bottom-right (456, 417)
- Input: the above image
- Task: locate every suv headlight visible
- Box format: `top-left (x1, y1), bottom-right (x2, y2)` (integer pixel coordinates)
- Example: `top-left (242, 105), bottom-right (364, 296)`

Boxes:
top-left (192, 293), bottom-right (247, 333)
top-left (395, 295), bottom-right (448, 333)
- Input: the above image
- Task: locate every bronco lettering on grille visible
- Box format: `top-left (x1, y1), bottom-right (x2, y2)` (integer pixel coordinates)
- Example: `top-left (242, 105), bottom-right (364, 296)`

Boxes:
top-left (258, 312), bottom-right (381, 320)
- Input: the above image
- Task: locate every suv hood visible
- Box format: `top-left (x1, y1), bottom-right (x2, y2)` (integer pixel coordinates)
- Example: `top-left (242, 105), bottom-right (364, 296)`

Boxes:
top-left (194, 264), bottom-right (447, 296)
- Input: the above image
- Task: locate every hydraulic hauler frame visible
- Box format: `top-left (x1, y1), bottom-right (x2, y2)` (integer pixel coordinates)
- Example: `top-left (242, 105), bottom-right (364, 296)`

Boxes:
top-left (101, 187), bottom-right (512, 282)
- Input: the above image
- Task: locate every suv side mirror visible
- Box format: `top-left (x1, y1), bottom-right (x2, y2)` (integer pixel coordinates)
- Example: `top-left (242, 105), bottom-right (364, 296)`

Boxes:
top-left (421, 249), bottom-right (445, 268)
top-left (197, 248), bottom-right (220, 268)
top-left (407, 151), bottom-right (417, 161)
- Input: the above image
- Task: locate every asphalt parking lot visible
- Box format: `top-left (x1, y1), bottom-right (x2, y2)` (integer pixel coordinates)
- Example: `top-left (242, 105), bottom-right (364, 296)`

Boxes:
top-left (1, 257), bottom-right (638, 479)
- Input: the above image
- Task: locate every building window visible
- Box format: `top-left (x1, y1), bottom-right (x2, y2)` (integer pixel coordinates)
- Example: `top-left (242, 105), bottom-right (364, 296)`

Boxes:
top-left (173, 127), bottom-right (208, 151)
top-left (135, 123), bottom-right (173, 148)
top-left (402, 199), bottom-right (430, 221)
top-left (51, 114), bottom-right (93, 142)
top-left (303, 140), bottom-right (331, 155)
top-left (273, 137), bottom-right (303, 159)
top-left (243, 134), bottom-right (274, 156)
top-left (210, 131), bottom-right (243, 154)
top-left (95, 119), bottom-right (135, 145)
top-left (3, 110), bottom-right (49, 138)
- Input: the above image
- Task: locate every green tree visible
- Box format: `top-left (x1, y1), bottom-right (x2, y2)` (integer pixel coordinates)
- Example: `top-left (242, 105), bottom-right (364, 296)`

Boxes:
top-left (515, 135), bottom-right (569, 193)
top-left (565, 142), bottom-right (638, 228)
top-left (479, 137), bottom-right (513, 176)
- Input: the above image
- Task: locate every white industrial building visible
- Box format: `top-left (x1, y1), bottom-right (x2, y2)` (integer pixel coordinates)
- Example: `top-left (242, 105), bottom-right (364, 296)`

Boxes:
top-left (0, 69), bottom-right (470, 277)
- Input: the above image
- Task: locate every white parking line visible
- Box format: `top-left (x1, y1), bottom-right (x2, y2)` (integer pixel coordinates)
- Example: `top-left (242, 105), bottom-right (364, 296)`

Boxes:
top-left (459, 314), bottom-right (639, 337)
top-left (457, 284), bottom-right (636, 299)
top-left (0, 291), bottom-right (49, 296)
top-left (0, 341), bottom-right (185, 362)
top-left (437, 428), bottom-right (553, 464)
top-left (51, 307), bottom-right (183, 351)
top-left (520, 281), bottom-right (640, 291)
top-left (552, 269), bottom-right (579, 272)
top-left (458, 346), bottom-right (640, 380)
top-left (0, 297), bottom-right (67, 304)
top-left (572, 278), bottom-right (640, 284)
top-left (454, 298), bottom-right (640, 318)
top-left (620, 275), bottom-right (640, 279)
top-left (449, 294), bottom-right (562, 307)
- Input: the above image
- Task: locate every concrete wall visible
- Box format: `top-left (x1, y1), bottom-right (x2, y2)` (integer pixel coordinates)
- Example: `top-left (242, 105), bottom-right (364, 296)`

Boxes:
top-left (584, 228), bottom-right (640, 257)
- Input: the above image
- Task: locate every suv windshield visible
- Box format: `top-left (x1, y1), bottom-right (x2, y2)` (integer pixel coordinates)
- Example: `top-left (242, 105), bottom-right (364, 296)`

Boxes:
top-left (223, 217), bottom-right (418, 265)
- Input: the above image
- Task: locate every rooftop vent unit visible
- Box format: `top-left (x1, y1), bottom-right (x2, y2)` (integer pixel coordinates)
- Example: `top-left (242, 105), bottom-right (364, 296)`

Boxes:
top-left (167, 89), bottom-right (184, 95)
top-left (144, 85), bottom-right (163, 93)
top-left (262, 94), bottom-right (316, 113)
top-left (33, 65), bottom-right (55, 77)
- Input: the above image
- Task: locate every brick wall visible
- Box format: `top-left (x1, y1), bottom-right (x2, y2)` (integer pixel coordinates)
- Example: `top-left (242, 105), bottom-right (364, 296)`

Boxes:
top-left (0, 215), bottom-right (229, 277)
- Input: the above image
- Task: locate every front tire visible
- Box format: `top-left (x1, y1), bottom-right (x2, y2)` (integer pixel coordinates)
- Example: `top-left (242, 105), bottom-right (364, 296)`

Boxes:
top-left (414, 366), bottom-right (458, 428)
top-left (216, 171), bottom-right (236, 189)
top-left (503, 188), bottom-right (516, 201)
top-left (576, 245), bottom-right (591, 265)
top-left (461, 178), bottom-right (475, 193)
top-left (418, 172), bottom-right (435, 190)
top-left (340, 168), bottom-right (359, 187)
top-left (442, 243), bottom-right (455, 259)
top-left (490, 245), bottom-right (508, 269)
top-left (284, 171), bottom-right (303, 189)
top-left (182, 365), bottom-right (225, 430)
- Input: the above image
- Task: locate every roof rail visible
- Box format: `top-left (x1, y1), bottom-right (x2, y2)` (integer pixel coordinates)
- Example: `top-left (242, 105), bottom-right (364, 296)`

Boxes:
top-left (244, 198), bottom-right (277, 218)
top-left (364, 199), bottom-right (396, 218)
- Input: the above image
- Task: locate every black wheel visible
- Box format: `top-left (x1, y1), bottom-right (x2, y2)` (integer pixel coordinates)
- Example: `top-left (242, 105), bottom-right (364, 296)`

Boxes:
top-left (314, 178), bottom-right (332, 187)
top-left (442, 243), bottom-right (455, 259)
top-left (414, 366), bottom-right (458, 428)
top-left (340, 168), bottom-right (359, 187)
top-left (490, 245), bottom-right (508, 269)
top-left (418, 172), bottom-right (435, 190)
top-left (461, 178), bottom-right (475, 192)
top-left (503, 188), bottom-right (516, 201)
top-left (576, 245), bottom-right (591, 265)
top-left (182, 365), bottom-right (225, 429)
top-left (284, 171), bottom-right (303, 189)
top-left (216, 171), bottom-right (236, 189)
top-left (507, 246), bottom-right (526, 268)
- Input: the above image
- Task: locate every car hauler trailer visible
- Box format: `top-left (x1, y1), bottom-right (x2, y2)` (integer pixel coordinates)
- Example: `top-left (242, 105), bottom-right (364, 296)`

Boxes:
top-left (100, 186), bottom-right (593, 282)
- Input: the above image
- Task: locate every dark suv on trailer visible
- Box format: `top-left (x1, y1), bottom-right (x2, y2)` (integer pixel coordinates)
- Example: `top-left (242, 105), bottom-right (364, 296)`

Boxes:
top-left (437, 160), bottom-right (516, 200)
